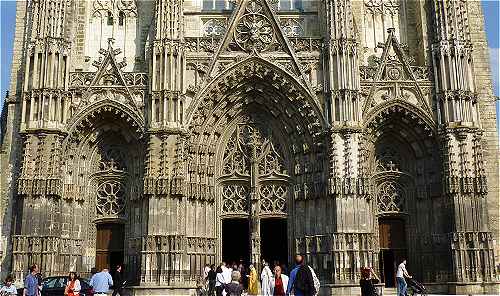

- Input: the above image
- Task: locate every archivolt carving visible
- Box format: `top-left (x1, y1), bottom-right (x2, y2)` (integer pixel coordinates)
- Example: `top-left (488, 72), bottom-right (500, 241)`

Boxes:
top-left (178, 57), bottom-right (327, 204)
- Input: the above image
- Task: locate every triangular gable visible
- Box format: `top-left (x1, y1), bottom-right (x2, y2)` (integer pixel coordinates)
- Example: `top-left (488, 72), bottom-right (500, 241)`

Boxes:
top-left (363, 29), bottom-right (432, 114)
top-left (206, 0), bottom-right (309, 87)
top-left (85, 39), bottom-right (141, 112)
top-left (90, 39), bottom-right (129, 88)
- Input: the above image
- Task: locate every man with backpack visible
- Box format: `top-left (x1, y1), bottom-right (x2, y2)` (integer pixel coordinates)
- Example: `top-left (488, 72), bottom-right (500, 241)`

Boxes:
top-left (286, 255), bottom-right (320, 296)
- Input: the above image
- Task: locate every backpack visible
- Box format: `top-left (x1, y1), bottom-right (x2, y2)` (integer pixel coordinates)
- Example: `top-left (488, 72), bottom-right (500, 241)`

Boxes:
top-left (294, 265), bottom-right (315, 295)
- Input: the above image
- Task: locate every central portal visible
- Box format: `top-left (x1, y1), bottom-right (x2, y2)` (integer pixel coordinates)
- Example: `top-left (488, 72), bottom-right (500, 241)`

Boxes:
top-left (219, 118), bottom-right (291, 266)
top-left (222, 218), bottom-right (250, 264)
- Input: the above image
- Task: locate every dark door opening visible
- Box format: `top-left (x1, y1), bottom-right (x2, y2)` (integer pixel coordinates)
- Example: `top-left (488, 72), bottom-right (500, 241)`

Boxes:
top-left (96, 223), bottom-right (125, 271)
top-left (260, 218), bottom-right (288, 267)
top-left (379, 217), bottom-right (407, 287)
top-left (222, 218), bottom-right (250, 265)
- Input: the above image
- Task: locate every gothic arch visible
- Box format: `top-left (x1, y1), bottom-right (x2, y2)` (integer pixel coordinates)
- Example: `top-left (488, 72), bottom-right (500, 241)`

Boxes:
top-left (185, 56), bottom-right (326, 131)
top-left (66, 95), bottom-right (145, 139)
top-left (363, 100), bottom-right (435, 136)
top-left (178, 57), bottom-right (329, 266)
top-left (59, 103), bottom-right (145, 282)
top-left (364, 101), bottom-right (443, 281)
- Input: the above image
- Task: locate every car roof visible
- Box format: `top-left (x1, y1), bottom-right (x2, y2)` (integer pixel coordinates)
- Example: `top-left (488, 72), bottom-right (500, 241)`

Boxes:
top-left (43, 276), bottom-right (89, 281)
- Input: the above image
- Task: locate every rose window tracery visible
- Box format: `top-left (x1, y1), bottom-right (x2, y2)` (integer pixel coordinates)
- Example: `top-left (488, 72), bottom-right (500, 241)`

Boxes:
top-left (377, 181), bottom-right (405, 213)
top-left (234, 0), bottom-right (275, 52)
top-left (96, 180), bottom-right (126, 215)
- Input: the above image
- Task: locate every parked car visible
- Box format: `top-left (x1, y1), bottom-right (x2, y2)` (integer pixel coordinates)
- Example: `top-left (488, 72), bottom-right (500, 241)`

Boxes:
top-left (41, 276), bottom-right (94, 296)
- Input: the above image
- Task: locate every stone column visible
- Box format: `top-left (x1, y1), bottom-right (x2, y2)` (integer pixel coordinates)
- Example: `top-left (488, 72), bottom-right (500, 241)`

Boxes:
top-left (431, 0), bottom-right (497, 292)
top-left (320, 1), bottom-right (377, 293)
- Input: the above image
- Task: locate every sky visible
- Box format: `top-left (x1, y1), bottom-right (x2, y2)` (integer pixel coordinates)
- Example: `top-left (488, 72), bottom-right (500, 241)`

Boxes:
top-left (0, 0), bottom-right (499, 132)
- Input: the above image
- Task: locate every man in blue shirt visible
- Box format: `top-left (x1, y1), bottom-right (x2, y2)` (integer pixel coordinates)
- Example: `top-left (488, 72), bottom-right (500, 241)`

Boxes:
top-left (90, 268), bottom-right (113, 296)
top-left (23, 265), bottom-right (39, 296)
top-left (286, 255), bottom-right (316, 296)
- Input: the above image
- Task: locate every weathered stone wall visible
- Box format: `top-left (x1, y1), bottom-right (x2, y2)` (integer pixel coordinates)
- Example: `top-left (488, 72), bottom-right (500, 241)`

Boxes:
top-left (467, 0), bottom-right (500, 263)
top-left (1, 0), bottom-right (498, 294)
top-left (0, 0), bottom-right (28, 280)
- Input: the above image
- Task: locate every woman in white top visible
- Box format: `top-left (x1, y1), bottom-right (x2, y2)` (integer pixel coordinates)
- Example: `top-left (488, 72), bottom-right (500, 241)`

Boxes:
top-left (64, 272), bottom-right (81, 296)
top-left (0, 275), bottom-right (17, 295)
top-left (215, 265), bottom-right (225, 296)
top-left (270, 265), bottom-right (288, 296)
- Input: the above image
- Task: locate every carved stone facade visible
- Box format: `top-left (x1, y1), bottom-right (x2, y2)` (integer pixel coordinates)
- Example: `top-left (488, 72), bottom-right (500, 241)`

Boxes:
top-left (0, 0), bottom-right (498, 295)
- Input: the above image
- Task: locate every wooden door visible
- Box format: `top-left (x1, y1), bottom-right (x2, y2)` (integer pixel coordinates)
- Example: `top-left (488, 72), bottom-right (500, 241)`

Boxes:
top-left (379, 218), bottom-right (407, 287)
top-left (96, 223), bottom-right (125, 271)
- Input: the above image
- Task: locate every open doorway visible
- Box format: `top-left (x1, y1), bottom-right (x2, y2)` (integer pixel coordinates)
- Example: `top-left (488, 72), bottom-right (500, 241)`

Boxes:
top-left (222, 218), bottom-right (250, 265)
top-left (260, 218), bottom-right (288, 267)
top-left (96, 223), bottom-right (125, 272)
top-left (379, 217), bottom-right (407, 287)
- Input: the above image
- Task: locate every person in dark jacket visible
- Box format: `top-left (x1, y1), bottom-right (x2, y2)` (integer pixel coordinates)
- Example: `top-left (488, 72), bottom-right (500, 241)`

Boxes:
top-left (207, 265), bottom-right (216, 296)
top-left (360, 267), bottom-right (380, 296)
top-left (112, 265), bottom-right (124, 296)
top-left (224, 271), bottom-right (243, 296)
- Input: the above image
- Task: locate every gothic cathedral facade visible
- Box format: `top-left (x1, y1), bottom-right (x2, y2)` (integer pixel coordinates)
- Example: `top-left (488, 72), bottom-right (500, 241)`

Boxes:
top-left (0, 0), bottom-right (499, 295)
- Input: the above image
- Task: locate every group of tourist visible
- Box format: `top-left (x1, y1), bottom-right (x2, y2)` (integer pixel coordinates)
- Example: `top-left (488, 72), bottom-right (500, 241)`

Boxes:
top-left (0, 258), bottom-right (414, 296)
top-left (0, 264), bottom-right (126, 296)
top-left (203, 254), bottom-right (320, 296)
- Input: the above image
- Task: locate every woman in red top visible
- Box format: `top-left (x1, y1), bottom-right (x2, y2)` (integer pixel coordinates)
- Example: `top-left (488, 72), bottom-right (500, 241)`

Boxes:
top-left (270, 265), bottom-right (289, 296)
top-left (64, 272), bottom-right (81, 296)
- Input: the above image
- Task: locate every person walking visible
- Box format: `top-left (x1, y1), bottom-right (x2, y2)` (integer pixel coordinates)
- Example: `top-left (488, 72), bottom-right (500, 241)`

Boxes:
top-left (23, 265), bottom-right (39, 296)
top-left (112, 265), bottom-right (124, 296)
top-left (396, 260), bottom-right (412, 296)
top-left (247, 265), bottom-right (259, 296)
top-left (261, 261), bottom-right (273, 296)
top-left (64, 272), bottom-right (81, 296)
top-left (359, 267), bottom-right (380, 296)
top-left (0, 275), bottom-right (17, 295)
top-left (270, 265), bottom-right (288, 296)
top-left (215, 266), bottom-right (225, 296)
top-left (286, 255), bottom-right (318, 296)
top-left (224, 271), bottom-right (243, 296)
top-left (90, 268), bottom-right (113, 296)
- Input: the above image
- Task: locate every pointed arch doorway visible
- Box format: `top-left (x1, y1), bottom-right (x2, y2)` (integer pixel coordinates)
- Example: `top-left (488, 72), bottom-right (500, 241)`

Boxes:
top-left (218, 117), bottom-right (291, 267)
